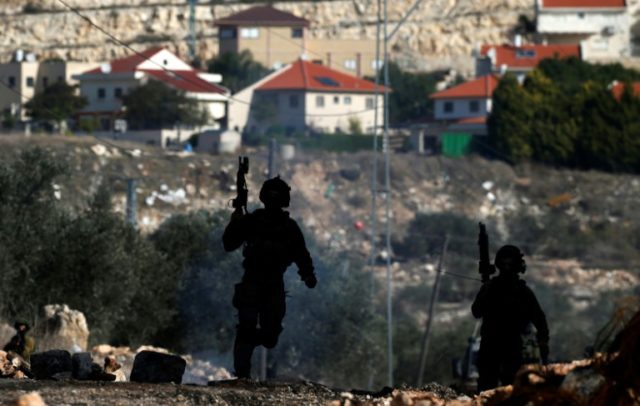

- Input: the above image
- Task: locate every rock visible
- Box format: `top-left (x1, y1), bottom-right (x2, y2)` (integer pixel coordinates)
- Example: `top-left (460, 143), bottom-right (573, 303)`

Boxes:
top-left (12, 392), bottom-right (46, 406)
top-left (33, 304), bottom-right (89, 353)
top-left (130, 351), bottom-right (186, 384)
top-left (560, 366), bottom-right (605, 401)
top-left (30, 350), bottom-right (72, 380)
top-left (0, 322), bottom-right (16, 349)
top-left (71, 352), bottom-right (93, 380)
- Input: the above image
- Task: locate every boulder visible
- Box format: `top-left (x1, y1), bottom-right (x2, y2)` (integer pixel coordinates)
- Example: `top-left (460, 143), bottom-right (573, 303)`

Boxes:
top-left (130, 351), bottom-right (185, 384)
top-left (33, 304), bottom-right (89, 353)
top-left (30, 350), bottom-right (72, 380)
top-left (71, 352), bottom-right (93, 380)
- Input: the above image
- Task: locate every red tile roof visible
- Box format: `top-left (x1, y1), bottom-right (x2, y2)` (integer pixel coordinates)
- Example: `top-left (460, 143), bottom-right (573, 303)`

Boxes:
top-left (257, 59), bottom-right (385, 93)
top-left (214, 6), bottom-right (310, 27)
top-left (456, 116), bottom-right (487, 125)
top-left (611, 82), bottom-right (640, 99)
top-left (430, 75), bottom-right (499, 100)
top-left (480, 44), bottom-right (581, 69)
top-left (81, 47), bottom-right (226, 94)
top-left (84, 47), bottom-right (165, 74)
top-left (143, 70), bottom-right (227, 94)
top-left (541, 0), bottom-right (625, 8)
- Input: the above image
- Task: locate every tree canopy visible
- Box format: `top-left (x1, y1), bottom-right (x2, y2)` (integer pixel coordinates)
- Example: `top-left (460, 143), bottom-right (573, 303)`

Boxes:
top-left (487, 60), bottom-right (640, 173)
top-left (24, 82), bottom-right (87, 126)
top-left (122, 80), bottom-right (209, 130)
top-left (208, 50), bottom-right (271, 94)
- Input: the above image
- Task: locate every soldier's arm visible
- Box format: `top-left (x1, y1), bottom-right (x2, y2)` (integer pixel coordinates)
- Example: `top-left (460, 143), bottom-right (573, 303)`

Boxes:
top-left (526, 288), bottom-right (549, 343)
top-left (289, 220), bottom-right (315, 281)
top-left (222, 211), bottom-right (248, 252)
top-left (471, 283), bottom-right (490, 319)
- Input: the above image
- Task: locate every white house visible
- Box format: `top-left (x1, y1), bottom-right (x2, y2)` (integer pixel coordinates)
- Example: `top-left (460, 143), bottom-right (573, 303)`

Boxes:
top-left (73, 47), bottom-right (229, 133)
top-left (228, 59), bottom-right (385, 135)
top-left (476, 42), bottom-right (581, 80)
top-left (429, 74), bottom-right (499, 126)
top-left (536, 0), bottom-right (630, 61)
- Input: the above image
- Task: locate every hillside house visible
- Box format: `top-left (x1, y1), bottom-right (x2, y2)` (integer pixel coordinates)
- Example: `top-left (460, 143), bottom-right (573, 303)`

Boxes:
top-left (228, 59), bottom-right (384, 135)
top-left (215, 5), bottom-right (380, 77)
top-left (416, 75), bottom-right (499, 156)
top-left (0, 51), bottom-right (99, 121)
top-left (476, 42), bottom-right (581, 80)
top-left (73, 47), bottom-right (229, 133)
top-left (536, 0), bottom-right (630, 61)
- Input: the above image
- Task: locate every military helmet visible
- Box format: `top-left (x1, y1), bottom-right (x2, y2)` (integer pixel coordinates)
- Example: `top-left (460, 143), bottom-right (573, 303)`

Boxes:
top-left (494, 245), bottom-right (526, 274)
top-left (259, 176), bottom-right (291, 208)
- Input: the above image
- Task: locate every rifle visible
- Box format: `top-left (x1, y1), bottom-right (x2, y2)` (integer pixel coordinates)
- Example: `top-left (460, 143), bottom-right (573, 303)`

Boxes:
top-left (478, 222), bottom-right (495, 283)
top-left (232, 156), bottom-right (249, 214)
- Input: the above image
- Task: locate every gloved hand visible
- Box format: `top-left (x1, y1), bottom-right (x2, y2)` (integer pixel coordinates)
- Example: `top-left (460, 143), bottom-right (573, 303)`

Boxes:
top-left (539, 342), bottom-right (550, 365)
top-left (303, 274), bottom-right (317, 289)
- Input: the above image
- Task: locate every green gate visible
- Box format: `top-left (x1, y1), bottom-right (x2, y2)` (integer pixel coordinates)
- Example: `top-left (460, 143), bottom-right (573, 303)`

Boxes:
top-left (441, 133), bottom-right (472, 157)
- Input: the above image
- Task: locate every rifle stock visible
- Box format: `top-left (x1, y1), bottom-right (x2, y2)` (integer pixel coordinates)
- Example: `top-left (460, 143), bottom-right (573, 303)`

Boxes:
top-left (478, 222), bottom-right (495, 283)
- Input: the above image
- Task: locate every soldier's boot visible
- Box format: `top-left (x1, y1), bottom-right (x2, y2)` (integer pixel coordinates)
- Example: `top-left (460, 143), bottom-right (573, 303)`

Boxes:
top-left (234, 327), bottom-right (259, 379)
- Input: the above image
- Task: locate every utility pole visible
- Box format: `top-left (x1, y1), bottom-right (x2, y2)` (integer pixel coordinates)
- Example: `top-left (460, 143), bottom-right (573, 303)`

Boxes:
top-left (125, 178), bottom-right (138, 228)
top-left (259, 137), bottom-right (278, 381)
top-left (417, 234), bottom-right (450, 387)
top-left (188, 0), bottom-right (197, 62)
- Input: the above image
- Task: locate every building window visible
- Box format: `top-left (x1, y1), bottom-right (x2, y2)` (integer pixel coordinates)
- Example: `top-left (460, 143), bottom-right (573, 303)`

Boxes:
top-left (344, 96), bottom-right (352, 105)
top-left (469, 100), bottom-right (479, 113)
top-left (26, 77), bottom-right (34, 87)
top-left (219, 27), bottom-right (236, 39)
top-left (366, 97), bottom-right (375, 109)
top-left (114, 88), bottom-right (123, 99)
top-left (371, 60), bottom-right (383, 70)
top-left (98, 88), bottom-right (106, 100)
top-left (516, 49), bottom-right (536, 58)
top-left (58, 76), bottom-right (64, 83)
top-left (577, 12), bottom-right (585, 19)
top-left (316, 95), bottom-right (325, 108)
top-left (333, 96), bottom-right (340, 104)
top-left (42, 77), bottom-right (49, 88)
top-left (289, 94), bottom-right (299, 108)
top-left (344, 59), bottom-right (357, 70)
top-left (240, 27), bottom-right (259, 39)
top-left (7, 76), bottom-right (15, 88)
top-left (291, 28), bottom-right (303, 38)
top-left (444, 101), bottom-right (454, 113)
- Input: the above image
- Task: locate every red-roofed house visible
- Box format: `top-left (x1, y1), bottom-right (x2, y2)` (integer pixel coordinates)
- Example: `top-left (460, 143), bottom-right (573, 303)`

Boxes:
top-left (536, 0), bottom-right (630, 60)
top-left (74, 47), bottom-right (229, 136)
top-left (228, 59), bottom-right (384, 134)
top-left (215, 5), bottom-right (380, 77)
top-left (476, 43), bottom-right (581, 78)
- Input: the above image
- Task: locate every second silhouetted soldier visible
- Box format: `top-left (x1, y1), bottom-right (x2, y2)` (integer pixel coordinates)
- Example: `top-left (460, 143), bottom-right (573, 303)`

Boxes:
top-left (222, 176), bottom-right (316, 379)
top-left (472, 245), bottom-right (549, 392)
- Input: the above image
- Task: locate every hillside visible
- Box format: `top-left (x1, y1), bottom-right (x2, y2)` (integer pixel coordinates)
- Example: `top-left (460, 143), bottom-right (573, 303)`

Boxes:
top-left (1, 134), bottom-right (637, 371)
top-left (0, 0), bottom-right (535, 74)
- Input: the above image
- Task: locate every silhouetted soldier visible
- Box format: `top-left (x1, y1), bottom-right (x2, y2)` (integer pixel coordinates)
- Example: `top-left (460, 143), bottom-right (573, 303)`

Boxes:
top-left (471, 245), bottom-right (549, 391)
top-left (223, 176), bottom-right (316, 379)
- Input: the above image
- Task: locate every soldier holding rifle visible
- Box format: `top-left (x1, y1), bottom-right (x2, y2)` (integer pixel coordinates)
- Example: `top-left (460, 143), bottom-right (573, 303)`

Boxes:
top-left (223, 157), bottom-right (316, 379)
top-left (472, 223), bottom-right (549, 391)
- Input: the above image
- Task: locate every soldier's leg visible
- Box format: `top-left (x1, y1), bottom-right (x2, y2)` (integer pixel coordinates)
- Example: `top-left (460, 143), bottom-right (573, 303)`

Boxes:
top-left (233, 283), bottom-right (260, 379)
top-left (499, 343), bottom-right (523, 386)
top-left (477, 342), bottom-right (500, 392)
top-left (258, 292), bottom-right (286, 349)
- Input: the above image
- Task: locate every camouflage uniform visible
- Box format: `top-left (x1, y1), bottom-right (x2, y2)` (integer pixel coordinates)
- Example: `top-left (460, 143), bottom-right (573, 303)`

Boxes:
top-left (223, 205), bottom-right (315, 379)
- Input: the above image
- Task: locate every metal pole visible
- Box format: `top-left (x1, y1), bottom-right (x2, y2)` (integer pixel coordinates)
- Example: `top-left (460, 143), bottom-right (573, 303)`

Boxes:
top-left (126, 178), bottom-right (137, 228)
top-left (417, 234), bottom-right (450, 387)
top-left (259, 137), bottom-right (278, 381)
top-left (383, 0), bottom-right (394, 388)
top-left (188, 0), bottom-right (197, 61)
top-left (367, 0), bottom-right (383, 390)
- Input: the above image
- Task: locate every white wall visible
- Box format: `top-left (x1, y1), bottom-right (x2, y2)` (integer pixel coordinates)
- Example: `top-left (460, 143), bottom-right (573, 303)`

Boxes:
top-left (434, 97), bottom-right (491, 120)
top-left (78, 74), bottom-right (140, 113)
top-left (304, 92), bottom-right (383, 133)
